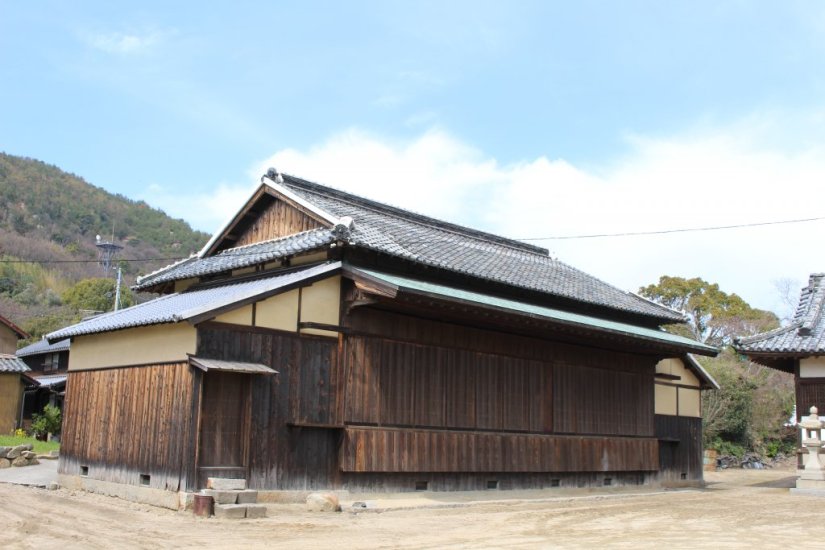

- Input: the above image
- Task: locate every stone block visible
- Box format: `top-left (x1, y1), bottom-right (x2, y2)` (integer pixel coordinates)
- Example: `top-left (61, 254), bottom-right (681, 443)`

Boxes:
top-left (202, 490), bottom-right (238, 505)
top-left (0, 458), bottom-right (10, 469)
top-left (21, 451), bottom-right (37, 460)
top-left (47, 482), bottom-right (60, 491)
top-left (306, 492), bottom-right (341, 512)
top-left (245, 504), bottom-right (267, 519)
top-left (236, 490), bottom-right (258, 504)
top-left (28, 458), bottom-right (39, 466)
top-left (214, 504), bottom-right (247, 519)
top-left (207, 478), bottom-right (246, 491)
top-left (11, 456), bottom-right (28, 467)
top-left (0, 446), bottom-right (10, 458)
top-left (6, 446), bottom-right (26, 459)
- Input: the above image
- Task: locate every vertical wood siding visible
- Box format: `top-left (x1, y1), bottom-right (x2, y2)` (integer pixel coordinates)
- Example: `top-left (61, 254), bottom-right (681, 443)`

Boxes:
top-left (59, 363), bottom-right (200, 491)
top-left (197, 324), bottom-right (342, 490)
top-left (345, 336), bottom-right (552, 432)
top-left (654, 415), bottom-right (703, 481)
top-left (798, 379), bottom-right (825, 420)
top-left (341, 427), bottom-right (657, 472)
top-left (234, 199), bottom-right (324, 248)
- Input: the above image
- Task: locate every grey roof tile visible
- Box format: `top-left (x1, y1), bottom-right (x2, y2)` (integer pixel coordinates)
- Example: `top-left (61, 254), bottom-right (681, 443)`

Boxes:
top-left (280, 175), bottom-right (684, 322)
top-left (0, 353), bottom-right (31, 373)
top-left (16, 338), bottom-right (70, 358)
top-left (134, 229), bottom-right (337, 290)
top-left (735, 273), bottom-right (825, 354)
top-left (48, 262), bottom-right (341, 341)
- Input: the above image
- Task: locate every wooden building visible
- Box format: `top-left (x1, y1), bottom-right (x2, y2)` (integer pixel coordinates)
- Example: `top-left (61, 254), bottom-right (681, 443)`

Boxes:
top-left (16, 338), bottom-right (70, 430)
top-left (0, 354), bottom-right (37, 434)
top-left (49, 171), bottom-right (717, 502)
top-left (735, 273), bottom-right (825, 443)
top-left (0, 314), bottom-right (32, 433)
top-left (0, 313), bottom-right (27, 355)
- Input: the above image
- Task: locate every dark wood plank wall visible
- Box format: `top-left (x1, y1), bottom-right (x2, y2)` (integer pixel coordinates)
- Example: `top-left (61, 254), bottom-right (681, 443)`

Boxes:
top-left (344, 308), bottom-right (655, 438)
top-left (797, 379), bottom-right (825, 420)
top-left (345, 336), bottom-right (552, 432)
top-left (234, 199), bottom-right (324, 247)
top-left (196, 301), bottom-right (660, 490)
top-left (59, 363), bottom-right (201, 491)
top-left (554, 364), bottom-right (653, 436)
top-left (342, 427), bottom-right (658, 473)
top-left (197, 324), bottom-right (342, 490)
top-left (654, 415), bottom-right (703, 481)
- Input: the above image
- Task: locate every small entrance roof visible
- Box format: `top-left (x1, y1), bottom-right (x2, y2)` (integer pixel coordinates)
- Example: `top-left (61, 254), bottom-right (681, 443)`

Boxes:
top-left (189, 356), bottom-right (277, 375)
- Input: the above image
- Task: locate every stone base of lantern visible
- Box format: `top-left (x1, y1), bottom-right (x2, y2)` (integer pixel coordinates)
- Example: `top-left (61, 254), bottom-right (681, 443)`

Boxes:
top-left (791, 472), bottom-right (825, 495)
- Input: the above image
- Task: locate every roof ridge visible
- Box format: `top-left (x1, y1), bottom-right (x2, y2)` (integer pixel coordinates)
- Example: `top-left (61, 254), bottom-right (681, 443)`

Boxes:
top-left (281, 174), bottom-right (550, 257)
top-left (735, 322), bottom-right (800, 345)
top-left (800, 275), bottom-right (825, 335)
top-left (136, 254), bottom-right (198, 285)
top-left (215, 227), bottom-right (332, 255)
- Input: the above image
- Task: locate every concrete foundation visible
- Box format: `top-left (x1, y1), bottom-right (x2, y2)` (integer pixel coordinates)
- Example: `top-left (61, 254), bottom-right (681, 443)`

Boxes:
top-left (58, 474), bottom-right (191, 510)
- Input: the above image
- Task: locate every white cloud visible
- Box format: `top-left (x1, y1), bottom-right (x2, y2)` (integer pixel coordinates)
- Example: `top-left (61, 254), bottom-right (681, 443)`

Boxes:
top-left (141, 182), bottom-right (253, 238)
top-left (83, 30), bottom-right (166, 55)
top-left (180, 119), bottom-right (824, 314)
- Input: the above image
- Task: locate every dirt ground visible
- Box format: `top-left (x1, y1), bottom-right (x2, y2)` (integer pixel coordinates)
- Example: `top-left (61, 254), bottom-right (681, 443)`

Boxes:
top-left (0, 466), bottom-right (814, 549)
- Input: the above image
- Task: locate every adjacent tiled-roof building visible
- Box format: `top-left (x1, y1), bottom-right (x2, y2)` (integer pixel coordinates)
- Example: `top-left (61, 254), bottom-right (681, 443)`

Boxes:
top-left (735, 273), bottom-right (825, 371)
top-left (735, 273), bottom-right (825, 425)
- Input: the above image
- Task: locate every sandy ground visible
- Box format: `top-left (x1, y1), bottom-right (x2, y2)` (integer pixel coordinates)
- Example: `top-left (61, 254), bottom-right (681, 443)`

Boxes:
top-left (0, 467), bottom-right (813, 549)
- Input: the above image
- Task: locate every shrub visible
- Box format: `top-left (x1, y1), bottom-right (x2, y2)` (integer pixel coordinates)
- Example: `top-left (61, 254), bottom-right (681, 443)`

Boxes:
top-left (30, 404), bottom-right (61, 438)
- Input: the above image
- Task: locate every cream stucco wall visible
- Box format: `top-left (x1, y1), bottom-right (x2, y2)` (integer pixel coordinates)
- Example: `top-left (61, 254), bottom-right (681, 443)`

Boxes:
top-left (215, 304), bottom-right (254, 326)
top-left (69, 323), bottom-right (197, 371)
top-left (678, 388), bottom-right (701, 418)
top-left (292, 251), bottom-right (329, 266)
top-left (299, 275), bottom-right (340, 337)
top-left (173, 278), bottom-right (198, 292)
top-left (800, 357), bottom-right (825, 378)
top-left (0, 373), bottom-right (24, 433)
top-left (0, 325), bottom-right (19, 354)
top-left (256, 289), bottom-right (300, 332)
top-left (204, 275), bottom-right (339, 338)
top-left (655, 358), bottom-right (700, 387)
top-left (655, 384), bottom-right (678, 416)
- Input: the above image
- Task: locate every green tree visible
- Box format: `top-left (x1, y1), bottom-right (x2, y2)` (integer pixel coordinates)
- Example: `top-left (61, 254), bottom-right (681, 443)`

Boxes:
top-left (641, 275), bottom-right (795, 457)
top-left (62, 278), bottom-right (133, 312)
top-left (639, 276), bottom-right (779, 346)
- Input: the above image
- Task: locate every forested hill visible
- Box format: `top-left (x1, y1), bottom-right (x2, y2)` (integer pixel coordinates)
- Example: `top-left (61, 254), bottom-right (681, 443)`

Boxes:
top-left (0, 152), bottom-right (210, 339)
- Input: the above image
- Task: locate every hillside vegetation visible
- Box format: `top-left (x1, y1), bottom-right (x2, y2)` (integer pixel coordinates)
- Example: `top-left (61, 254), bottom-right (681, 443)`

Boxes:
top-left (0, 152), bottom-right (209, 340)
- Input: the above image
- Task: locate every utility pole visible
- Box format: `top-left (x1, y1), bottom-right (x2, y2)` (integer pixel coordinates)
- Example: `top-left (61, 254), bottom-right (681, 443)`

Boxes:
top-left (114, 266), bottom-right (122, 311)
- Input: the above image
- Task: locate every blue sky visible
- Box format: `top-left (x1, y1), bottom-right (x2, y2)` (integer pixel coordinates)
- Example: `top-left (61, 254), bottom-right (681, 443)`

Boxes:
top-left (3, 1), bottom-right (825, 315)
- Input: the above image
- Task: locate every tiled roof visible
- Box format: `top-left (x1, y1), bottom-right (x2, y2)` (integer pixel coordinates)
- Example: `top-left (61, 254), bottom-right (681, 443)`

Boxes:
top-left (48, 262), bottom-right (341, 341)
top-left (134, 228), bottom-right (337, 291)
top-left (16, 338), bottom-right (70, 358)
top-left (0, 353), bottom-right (31, 373)
top-left (33, 374), bottom-right (67, 387)
top-left (735, 273), bottom-right (825, 355)
top-left (278, 175), bottom-right (684, 322)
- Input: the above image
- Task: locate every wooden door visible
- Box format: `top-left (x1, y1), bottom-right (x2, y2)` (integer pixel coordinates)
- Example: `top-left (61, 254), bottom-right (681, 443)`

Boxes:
top-left (198, 372), bottom-right (250, 487)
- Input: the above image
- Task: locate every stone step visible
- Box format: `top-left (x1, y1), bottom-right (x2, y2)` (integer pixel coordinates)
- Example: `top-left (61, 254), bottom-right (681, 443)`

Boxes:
top-left (213, 503), bottom-right (268, 519)
top-left (201, 489), bottom-right (259, 505)
top-left (206, 477), bottom-right (247, 491)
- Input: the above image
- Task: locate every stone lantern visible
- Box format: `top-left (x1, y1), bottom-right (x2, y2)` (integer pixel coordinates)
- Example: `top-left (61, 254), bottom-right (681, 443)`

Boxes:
top-left (795, 406), bottom-right (825, 491)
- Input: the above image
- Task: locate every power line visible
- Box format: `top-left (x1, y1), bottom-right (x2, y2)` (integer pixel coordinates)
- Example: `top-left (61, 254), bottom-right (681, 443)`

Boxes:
top-left (0, 256), bottom-right (189, 265)
top-left (518, 215), bottom-right (825, 241)
top-left (2, 214), bottom-right (823, 265)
